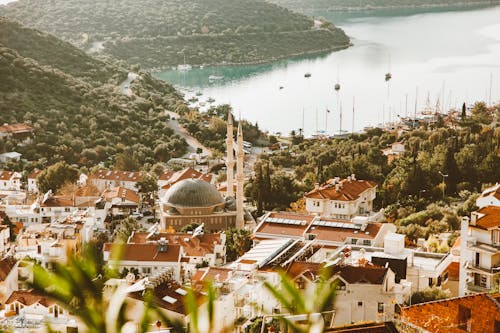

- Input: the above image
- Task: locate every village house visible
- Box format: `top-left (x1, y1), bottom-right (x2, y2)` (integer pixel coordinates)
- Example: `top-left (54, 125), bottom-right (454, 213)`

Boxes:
top-left (0, 123), bottom-right (34, 145)
top-left (326, 233), bottom-right (452, 294)
top-left (90, 169), bottom-right (143, 191)
top-left (381, 141), bottom-right (405, 163)
top-left (127, 230), bottom-right (226, 281)
top-left (103, 241), bottom-right (183, 282)
top-left (400, 292), bottom-right (500, 333)
top-left (0, 152), bottom-right (22, 164)
top-left (460, 207), bottom-right (500, 295)
top-left (476, 183), bottom-right (500, 208)
top-left (0, 257), bottom-right (18, 310)
top-left (0, 171), bottom-right (22, 191)
top-left (304, 175), bottom-right (380, 221)
top-left (27, 169), bottom-right (42, 193)
top-left (279, 260), bottom-right (410, 326)
top-left (102, 186), bottom-right (140, 217)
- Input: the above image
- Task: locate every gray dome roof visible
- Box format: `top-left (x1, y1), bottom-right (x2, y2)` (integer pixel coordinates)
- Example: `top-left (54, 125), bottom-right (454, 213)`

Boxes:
top-left (163, 179), bottom-right (224, 208)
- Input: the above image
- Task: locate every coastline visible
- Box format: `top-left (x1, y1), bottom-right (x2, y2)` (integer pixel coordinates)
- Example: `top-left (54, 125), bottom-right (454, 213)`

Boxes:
top-left (148, 43), bottom-right (352, 73)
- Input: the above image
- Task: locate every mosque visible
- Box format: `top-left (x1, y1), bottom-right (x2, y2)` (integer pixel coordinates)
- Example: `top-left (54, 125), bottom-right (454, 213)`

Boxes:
top-left (159, 113), bottom-right (247, 232)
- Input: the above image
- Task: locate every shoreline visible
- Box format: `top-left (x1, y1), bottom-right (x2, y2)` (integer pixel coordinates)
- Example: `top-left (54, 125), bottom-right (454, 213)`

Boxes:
top-left (286, 1), bottom-right (500, 12)
top-left (149, 43), bottom-right (352, 73)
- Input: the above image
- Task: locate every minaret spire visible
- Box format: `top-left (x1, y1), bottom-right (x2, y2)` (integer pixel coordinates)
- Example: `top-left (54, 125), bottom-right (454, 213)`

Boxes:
top-left (226, 112), bottom-right (235, 198)
top-left (236, 117), bottom-right (245, 229)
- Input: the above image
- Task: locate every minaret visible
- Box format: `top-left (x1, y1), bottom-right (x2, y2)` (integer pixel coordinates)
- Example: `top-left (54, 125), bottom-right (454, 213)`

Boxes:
top-left (236, 119), bottom-right (245, 229)
top-left (226, 112), bottom-right (235, 198)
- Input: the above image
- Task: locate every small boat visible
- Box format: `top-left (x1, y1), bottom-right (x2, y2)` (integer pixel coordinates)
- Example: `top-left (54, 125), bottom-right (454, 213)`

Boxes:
top-left (304, 73), bottom-right (311, 78)
top-left (334, 83), bottom-right (340, 91)
top-left (207, 97), bottom-right (215, 103)
top-left (279, 86), bottom-right (284, 90)
top-left (177, 64), bottom-right (192, 71)
top-left (385, 72), bottom-right (392, 81)
top-left (196, 91), bottom-right (203, 96)
top-left (209, 75), bottom-right (224, 81)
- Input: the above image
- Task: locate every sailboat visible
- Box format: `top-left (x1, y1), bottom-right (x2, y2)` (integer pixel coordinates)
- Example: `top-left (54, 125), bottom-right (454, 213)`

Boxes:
top-left (177, 53), bottom-right (192, 71)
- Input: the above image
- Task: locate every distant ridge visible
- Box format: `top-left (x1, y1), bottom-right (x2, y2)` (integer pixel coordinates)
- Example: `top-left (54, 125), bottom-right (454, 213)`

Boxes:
top-left (0, 0), bottom-right (350, 69)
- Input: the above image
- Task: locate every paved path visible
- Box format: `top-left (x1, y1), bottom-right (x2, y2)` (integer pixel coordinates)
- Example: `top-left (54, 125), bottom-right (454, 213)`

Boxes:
top-left (165, 111), bottom-right (212, 158)
top-left (119, 72), bottom-right (139, 96)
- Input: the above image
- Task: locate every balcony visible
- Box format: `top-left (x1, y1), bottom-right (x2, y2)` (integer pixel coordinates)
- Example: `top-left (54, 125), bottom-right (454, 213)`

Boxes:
top-left (465, 261), bottom-right (500, 275)
top-left (467, 282), bottom-right (492, 293)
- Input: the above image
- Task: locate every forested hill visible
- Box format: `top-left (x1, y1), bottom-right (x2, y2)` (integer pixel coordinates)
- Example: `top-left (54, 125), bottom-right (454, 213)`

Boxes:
top-left (0, 0), bottom-right (350, 69)
top-left (0, 18), bottom-right (187, 168)
top-left (269, 0), bottom-right (500, 12)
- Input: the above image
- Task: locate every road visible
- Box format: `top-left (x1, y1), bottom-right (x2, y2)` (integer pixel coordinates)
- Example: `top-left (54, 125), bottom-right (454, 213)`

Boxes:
top-left (119, 72), bottom-right (139, 96)
top-left (165, 111), bottom-right (212, 158)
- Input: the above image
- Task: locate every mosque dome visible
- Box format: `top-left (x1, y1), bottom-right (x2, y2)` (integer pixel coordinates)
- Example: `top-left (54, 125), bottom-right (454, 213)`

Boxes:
top-left (163, 179), bottom-right (224, 208)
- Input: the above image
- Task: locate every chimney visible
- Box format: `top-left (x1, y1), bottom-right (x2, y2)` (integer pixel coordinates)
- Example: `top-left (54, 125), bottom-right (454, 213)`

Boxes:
top-left (314, 183), bottom-right (320, 190)
top-left (470, 213), bottom-right (477, 225)
top-left (347, 176), bottom-right (352, 182)
top-left (351, 174), bottom-right (356, 181)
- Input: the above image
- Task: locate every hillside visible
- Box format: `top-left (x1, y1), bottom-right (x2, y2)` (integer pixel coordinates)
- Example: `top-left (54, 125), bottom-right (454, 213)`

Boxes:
top-left (0, 0), bottom-right (350, 69)
top-left (268, 0), bottom-right (500, 12)
top-left (0, 18), bottom-right (187, 168)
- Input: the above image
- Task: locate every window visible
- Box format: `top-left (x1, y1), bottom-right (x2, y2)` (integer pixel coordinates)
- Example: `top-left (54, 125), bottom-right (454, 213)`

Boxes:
top-left (428, 277), bottom-right (433, 287)
top-left (377, 302), bottom-right (384, 313)
top-left (351, 239), bottom-right (357, 245)
top-left (357, 301), bottom-right (363, 306)
top-left (475, 252), bottom-right (480, 266)
top-left (363, 240), bottom-right (371, 246)
top-left (493, 230), bottom-right (500, 245)
top-left (457, 305), bottom-right (471, 331)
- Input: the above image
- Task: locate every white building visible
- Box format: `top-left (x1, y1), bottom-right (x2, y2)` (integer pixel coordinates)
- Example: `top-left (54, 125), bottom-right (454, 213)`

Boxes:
top-left (254, 211), bottom-right (396, 261)
top-left (327, 263), bottom-right (411, 325)
top-left (27, 169), bottom-right (42, 193)
top-left (128, 230), bottom-right (226, 280)
top-left (460, 206), bottom-right (500, 295)
top-left (325, 233), bottom-right (453, 294)
top-left (0, 257), bottom-right (18, 310)
top-left (476, 183), bottom-right (500, 208)
top-left (0, 171), bottom-right (22, 191)
top-left (304, 175), bottom-right (378, 220)
top-left (103, 242), bottom-right (183, 282)
top-left (0, 152), bottom-right (22, 163)
top-left (90, 169), bottom-right (143, 191)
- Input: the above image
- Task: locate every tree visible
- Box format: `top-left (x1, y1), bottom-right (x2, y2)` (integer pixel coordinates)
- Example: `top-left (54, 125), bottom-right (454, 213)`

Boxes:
top-left (409, 287), bottom-right (451, 305)
top-left (113, 217), bottom-right (140, 243)
top-left (37, 161), bottom-right (79, 193)
top-left (225, 228), bottom-right (252, 262)
top-left (114, 153), bottom-right (139, 171)
top-left (137, 174), bottom-right (158, 205)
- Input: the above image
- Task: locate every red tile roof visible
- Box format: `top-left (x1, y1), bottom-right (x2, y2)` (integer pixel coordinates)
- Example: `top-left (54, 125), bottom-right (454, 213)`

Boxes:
top-left (401, 293), bottom-right (500, 333)
top-left (6, 290), bottom-right (55, 307)
top-left (0, 171), bottom-right (20, 180)
top-left (128, 280), bottom-right (200, 315)
top-left (0, 123), bottom-right (34, 134)
top-left (0, 257), bottom-right (17, 280)
top-left (474, 206), bottom-right (500, 229)
top-left (128, 232), bottom-right (221, 257)
top-left (104, 243), bottom-right (181, 262)
top-left (192, 267), bottom-right (233, 285)
top-left (332, 264), bottom-right (388, 285)
top-left (40, 195), bottom-right (75, 207)
top-left (28, 169), bottom-right (42, 179)
top-left (305, 178), bottom-right (376, 201)
top-left (103, 186), bottom-right (140, 204)
top-left (286, 262), bottom-right (323, 280)
top-left (159, 167), bottom-right (212, 189)
top-left (91, 169), bottom-right (143, 182)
